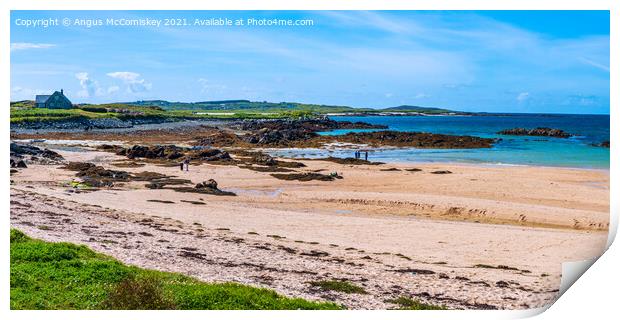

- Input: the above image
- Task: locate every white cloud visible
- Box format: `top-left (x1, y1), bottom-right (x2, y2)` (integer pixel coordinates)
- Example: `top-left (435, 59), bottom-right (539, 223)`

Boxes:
top-left (517, 92), bottom-right (530, 102)
top-left (414, 93), bottom-right (430, 99)
top-left (107, 71), bottom-right (152, 93)
top-left (10, 43), bottom-right (56, 51)
top-left (107, 71), bottom-right (140, 82)
top-left (75, 72), bottom-right (103, 98)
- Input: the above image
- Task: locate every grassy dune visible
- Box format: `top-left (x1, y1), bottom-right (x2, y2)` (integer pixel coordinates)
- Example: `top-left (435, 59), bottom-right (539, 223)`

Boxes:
top-left (10, 229), bottom-right (340, 310)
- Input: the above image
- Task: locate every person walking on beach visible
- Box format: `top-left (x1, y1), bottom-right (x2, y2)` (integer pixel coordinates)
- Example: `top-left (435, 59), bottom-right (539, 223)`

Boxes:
top-left (180, 161), bottom-right (184, 171)
top-left (183, 159), bottom-right (190, 172)
top-left (364, 151), bottom-right (368, 161)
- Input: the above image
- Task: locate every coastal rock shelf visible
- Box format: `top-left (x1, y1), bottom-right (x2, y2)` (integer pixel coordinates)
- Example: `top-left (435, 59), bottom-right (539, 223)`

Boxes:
top-left (10, 142), bottom-right (64, 168)
top-left (497, 127), bottom-right (572, 138)
top-left (327, 131), bottom-right (496, 149)
top-left (12, 118), bottom-right (497, 150)
top-left (232, 118), bottom-right (387, 132)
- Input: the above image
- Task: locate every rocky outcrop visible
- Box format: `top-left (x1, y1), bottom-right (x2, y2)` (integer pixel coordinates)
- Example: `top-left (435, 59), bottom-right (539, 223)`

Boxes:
top-left (10, 116), bottom-right (179, 131)
top-left (592, 141), bottom-right (610, 148)
top-left (230, 150), bottom-right (305, 169)
top-left (10, 158), bottom-right (27, 168)
top-left (61, 162), bottom-right (131, 188)
top-left (61, 161), bottom-right (194, 189)
top-left (270, 172), bottom-right (343, 182)
top-left (61, 162), bottom-right (130, 187)
top-left (118, 145), bottom-right (185, 160)
top-left (233, 118), bottom-right (388, 147)
top-left (172, 179), bottom-right (236, 196)
top-left (10, 142), bottom-right (64, 168)
top-left (251, 153), bottom-right (277, 166)
top-left (242, 128), bottom-right (318, 146)
top-left (331, 131), bottom-right (495, 149)
top-left (234, 118), bottom-right (386, 133)
top-left (497, 127), bottom-right (572, 138)
top-left (186, 148), bottom-right (232, 162)
top-left (114, 145), bottom-right (232, 163)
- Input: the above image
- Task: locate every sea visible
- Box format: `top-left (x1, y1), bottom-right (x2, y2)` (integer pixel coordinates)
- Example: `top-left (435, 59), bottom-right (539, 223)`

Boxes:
top-left (268, 114), bottom-right (610, 169)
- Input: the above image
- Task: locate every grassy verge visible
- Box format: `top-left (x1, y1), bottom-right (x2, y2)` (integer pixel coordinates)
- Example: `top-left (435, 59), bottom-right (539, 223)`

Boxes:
top-left (10, 229), bottom-right (341, 310)
top-left (308, 280), bottom-right (367, 294)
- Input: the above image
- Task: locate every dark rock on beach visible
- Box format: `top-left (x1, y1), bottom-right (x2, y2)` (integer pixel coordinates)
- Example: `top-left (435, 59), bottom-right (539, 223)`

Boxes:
top-left (111, 144), bottom-right (233, 164)
top-left (497, 127), bottom-right (572, 138)
top-left (270, 172), bottom-right (343, 182)
top-left (195, 179), bottom-right (219, 190)
top-left (186, 148), bottom-right (232, 162)
top-left (234, 118), bottom-right (386, 133)
top-left (119, 145), bottom-right (186, 160)
top-left (61, 161), bottom-right (191, 189)
top-left (251, 153), bottom-right (278, 166)
top-left (232, 150), bottom-right (305, 168)
top-left (431, 170), bottom-right (452, 174)
top-left (71, 163), bottom-right (131, 187)
top-left (10, 158), bottom-right (27, 168)
top-left (242, 127), bottom-right (318, 147)
top-left (10, 142), bottom-right (64, 168)
top-left (172, 179), bottom-right (236, 196)
top-left (10, 116), bottom-right (179, 131)
top-left (333, 131), bottom-right (496, 149)
top-left (235, 118), bottom-right (387, 147)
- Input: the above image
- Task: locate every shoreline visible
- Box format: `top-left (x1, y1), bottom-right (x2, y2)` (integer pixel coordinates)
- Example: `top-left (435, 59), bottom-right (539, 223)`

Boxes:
top-left (13, 138), bottom-right (611, 171)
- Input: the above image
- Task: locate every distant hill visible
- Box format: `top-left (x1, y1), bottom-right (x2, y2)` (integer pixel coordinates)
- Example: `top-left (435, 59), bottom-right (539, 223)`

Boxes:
top-left (12, 98), bottom-right (461, 116)
top-left (125, 100), bottom-right (458, 115)
top-left (381, 105), bottom-right (457, 114)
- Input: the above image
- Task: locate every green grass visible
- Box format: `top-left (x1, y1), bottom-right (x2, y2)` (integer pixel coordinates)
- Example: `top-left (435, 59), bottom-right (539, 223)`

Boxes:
top-left (9, 103), bottom-right (315, 124)
top-left (386, 297), bottom-right (446, 310)
top-left (10, 229), bottom-right (341, 310)
top-left (10, 98), bottom-right (461, 125)
top-left (308, 280), bottom-right (367, 294)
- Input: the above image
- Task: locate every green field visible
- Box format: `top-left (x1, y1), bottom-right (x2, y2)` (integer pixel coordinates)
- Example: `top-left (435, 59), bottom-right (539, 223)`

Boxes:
top-left (10, 102), bottom-right (313, 124)
top-left (10, 99), bottom-right (459, 125)
top-left (9, 229), bottom-right (341, 310)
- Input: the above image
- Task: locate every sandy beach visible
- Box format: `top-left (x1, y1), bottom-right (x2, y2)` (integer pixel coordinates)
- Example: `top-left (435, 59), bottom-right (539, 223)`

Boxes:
top-left (9, 142), bottom-right (609, 309)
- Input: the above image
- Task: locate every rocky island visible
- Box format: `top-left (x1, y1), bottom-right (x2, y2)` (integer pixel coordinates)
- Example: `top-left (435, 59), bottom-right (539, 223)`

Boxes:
top-left (497, 127), bottom-right (572, 138)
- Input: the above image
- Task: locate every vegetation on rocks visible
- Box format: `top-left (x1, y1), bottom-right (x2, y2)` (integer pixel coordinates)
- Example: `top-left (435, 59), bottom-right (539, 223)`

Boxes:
top-left (309, 280), bottom-right (368, 294)
top-left (386, 297), bottom-right (446, 310)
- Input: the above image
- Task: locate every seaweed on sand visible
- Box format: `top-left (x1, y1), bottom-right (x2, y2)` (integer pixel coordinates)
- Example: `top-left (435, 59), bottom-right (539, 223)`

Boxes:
top-left (270, 172), bottom-right (342, 182)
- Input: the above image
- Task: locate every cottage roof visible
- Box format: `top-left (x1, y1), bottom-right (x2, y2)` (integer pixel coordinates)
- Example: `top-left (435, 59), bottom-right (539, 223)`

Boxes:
top-left (35, 95), bottom-right (51, 103)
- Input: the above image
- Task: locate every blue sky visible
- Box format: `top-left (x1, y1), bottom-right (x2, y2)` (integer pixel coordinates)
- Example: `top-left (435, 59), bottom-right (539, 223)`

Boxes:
top-left (10, 11), bottom-right (610, 114)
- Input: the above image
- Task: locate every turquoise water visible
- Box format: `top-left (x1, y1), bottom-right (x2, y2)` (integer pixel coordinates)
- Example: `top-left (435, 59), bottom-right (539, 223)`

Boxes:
top-left (271, 114), bottom-right (610, 169)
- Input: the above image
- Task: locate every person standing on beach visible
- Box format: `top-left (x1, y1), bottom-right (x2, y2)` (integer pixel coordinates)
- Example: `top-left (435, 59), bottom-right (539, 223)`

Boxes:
top-left (184, 159), bottom-right (190, 172)
top-left (365, 151), bottom-right (368, 161)
top-left (180, 161), bottom-right (184, 171)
